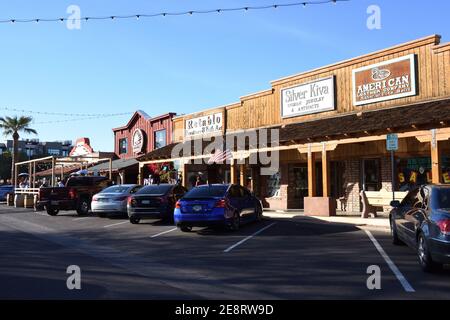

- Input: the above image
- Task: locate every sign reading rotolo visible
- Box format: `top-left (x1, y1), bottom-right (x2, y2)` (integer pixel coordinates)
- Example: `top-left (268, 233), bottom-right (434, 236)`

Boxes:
top-left (132, 129), bottom-right (145, 154)
top-left (185, 112), bottom-right (223, 137)
top-left (281, 76), bottom-right (335, 118)
top-left (352, 54), bottom-right (417, 106)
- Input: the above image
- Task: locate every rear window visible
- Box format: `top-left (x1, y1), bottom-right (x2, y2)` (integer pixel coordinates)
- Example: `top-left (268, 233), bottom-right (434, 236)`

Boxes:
top-left (183, 185), bottom-right (228, 199)
top-left (136, 185), bottom-right (172, 195)
top-left (100, 186), bottom-right (130, 194)
top-left (435, 188), bottom-right (450, 210)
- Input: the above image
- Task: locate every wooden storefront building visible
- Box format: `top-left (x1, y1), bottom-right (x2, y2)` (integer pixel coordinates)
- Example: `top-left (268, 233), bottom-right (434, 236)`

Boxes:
top-left (111, 110), bottom-right (176, 184)
top-left (138, 35), bottom-right (450, 215)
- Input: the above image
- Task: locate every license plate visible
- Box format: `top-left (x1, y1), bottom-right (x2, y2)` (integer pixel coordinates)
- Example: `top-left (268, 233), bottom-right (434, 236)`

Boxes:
top-left (141, 200), bottom-right (151, 205)
top-left (192, 205), bottom-right (202, 212)
top-left (50, 201), bottom-right (59, 205)
top-left (99, 198), bottom-right (109, 202)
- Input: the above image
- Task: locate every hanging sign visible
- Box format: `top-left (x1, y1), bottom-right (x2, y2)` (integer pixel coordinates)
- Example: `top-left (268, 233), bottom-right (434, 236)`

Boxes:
top-left (281, 76), bottom-right (335, 118)
top-left (185, 112), bottom-right (223, 137)
top-left (132, 129), bottom-right (145, 154)
top-left (353, 54), bottom-right (417, 105)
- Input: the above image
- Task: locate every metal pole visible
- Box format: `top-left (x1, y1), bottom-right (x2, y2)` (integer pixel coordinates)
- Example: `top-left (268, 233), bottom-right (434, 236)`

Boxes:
top-left (391, 150), bottom-right (395, 201)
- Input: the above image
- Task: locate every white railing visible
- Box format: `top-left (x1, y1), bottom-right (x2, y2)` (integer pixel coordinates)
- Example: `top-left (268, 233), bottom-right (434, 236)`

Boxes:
top-left (14, 188), bottom-right (40, 195)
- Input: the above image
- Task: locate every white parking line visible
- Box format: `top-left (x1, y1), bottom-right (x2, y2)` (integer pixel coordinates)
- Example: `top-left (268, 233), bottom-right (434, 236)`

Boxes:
top-left (103, 221), bottom-right (129, 228)
top-left (73, 217), bottom-right (91, 221)
top-left (365, 230), bottom-right (415, 293)
top-left (224, 222), bottom-right (277, 253)
top-left (150, 227), bottom-right (178, 238)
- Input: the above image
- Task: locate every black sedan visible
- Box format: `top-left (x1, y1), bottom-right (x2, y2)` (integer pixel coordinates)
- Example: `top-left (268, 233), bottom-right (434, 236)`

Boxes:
top-left (127, 184), bottom-right (187, 224)
top-left (390, 184), bottom-right (450, 272)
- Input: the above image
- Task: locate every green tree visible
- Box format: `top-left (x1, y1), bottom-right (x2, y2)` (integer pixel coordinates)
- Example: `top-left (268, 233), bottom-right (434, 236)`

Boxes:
top-left (0, 116), bottom-right (37, 186)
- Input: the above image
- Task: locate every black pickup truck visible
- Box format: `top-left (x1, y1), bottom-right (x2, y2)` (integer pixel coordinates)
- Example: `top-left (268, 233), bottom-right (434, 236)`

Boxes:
top-left (37, 176), bottom-right (112, 216)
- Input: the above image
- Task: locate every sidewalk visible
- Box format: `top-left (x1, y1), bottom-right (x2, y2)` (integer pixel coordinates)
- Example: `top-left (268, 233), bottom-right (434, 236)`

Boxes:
top-left (263, 210), bottom-right (390, 231)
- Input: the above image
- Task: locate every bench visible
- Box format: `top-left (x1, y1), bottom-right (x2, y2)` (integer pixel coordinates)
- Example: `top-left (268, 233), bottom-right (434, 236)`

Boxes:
top-left (360, 189), bottom-right (408, 218)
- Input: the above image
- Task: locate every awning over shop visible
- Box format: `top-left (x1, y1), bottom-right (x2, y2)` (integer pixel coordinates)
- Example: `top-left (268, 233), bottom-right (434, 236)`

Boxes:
top-left (279, 98), bottom-right (450, 143)
top-left (88, 158), bottom-right (138, 173)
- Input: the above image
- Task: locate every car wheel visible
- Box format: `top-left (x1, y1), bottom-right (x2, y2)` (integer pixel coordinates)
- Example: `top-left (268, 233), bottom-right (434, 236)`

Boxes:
top-left (390, 217), bottom-right (403, 245)
top-left (129, 217), bottom-right (140, 224)
top-left (76, 198), bottom-right (90, 216)
top-left (229, 211), bottom-right (240, 231)
top-left (180, 226), bottom-right (192, 232)
top-left (417, 233), bottom-right (442, 273)
top-left (46, 206), bottom-right (59, 216)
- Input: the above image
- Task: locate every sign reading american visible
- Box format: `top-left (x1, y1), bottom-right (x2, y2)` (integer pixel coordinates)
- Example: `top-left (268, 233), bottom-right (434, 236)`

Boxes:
top-left (352, 54), bottom-right (417, 106)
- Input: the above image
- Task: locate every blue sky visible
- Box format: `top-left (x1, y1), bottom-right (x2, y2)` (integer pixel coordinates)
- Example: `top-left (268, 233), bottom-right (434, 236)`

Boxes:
top-left (0, 0), bottom-right (449, 151)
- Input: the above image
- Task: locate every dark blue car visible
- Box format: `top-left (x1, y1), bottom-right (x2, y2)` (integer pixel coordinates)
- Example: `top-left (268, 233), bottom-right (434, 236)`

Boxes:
top-left (390, 184), bottom-right (450, 272)
top-left (174, 184), bottom-right (263, 232)
top-left (0, 185), bottom-right (13, 201)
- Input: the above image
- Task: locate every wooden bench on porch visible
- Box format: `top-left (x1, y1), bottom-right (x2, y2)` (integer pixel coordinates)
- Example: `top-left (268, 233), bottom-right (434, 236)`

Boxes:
top-left (360, 189), bottom-right (408, 218)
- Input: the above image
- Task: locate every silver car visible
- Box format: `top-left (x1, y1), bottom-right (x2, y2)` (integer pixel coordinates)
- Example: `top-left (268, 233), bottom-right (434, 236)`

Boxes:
top-left (92, 184), bottom-right (142, 217)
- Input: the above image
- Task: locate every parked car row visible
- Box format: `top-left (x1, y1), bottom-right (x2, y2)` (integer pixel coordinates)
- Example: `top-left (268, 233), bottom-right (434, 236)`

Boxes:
top-left (34, 176), bottom-right (263, 232)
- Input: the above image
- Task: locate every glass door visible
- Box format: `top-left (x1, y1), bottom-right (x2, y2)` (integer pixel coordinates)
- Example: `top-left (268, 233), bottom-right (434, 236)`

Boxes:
top-left (361, 159), bottom-right (381, 191)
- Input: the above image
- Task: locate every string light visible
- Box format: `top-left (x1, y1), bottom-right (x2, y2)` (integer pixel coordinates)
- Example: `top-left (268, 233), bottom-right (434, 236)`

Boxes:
top-left (0, 1), bottom-right (349, 25)
top-left (0, 107), bottom-right (132, 117)
top-left (33, 114), bottom-right (127, 125)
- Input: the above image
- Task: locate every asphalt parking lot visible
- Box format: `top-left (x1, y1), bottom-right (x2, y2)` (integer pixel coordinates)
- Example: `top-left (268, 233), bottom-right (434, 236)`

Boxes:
top-left (0, 204), bottom-right (449, 299)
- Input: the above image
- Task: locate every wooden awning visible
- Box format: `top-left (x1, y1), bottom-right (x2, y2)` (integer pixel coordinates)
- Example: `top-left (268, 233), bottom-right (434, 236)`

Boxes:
top-left (279, 98), bottom-right (450, 144)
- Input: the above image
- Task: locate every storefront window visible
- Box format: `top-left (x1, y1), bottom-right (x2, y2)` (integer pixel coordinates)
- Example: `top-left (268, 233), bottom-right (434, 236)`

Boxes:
top-left (292, 167), bottom-right (308, 199)
top-left (442, 156), bottom-right (450, 184)
top-left (362, 159), bottom-right (381, 191)
top-left (119, 138), bottom-right (128, 154)
top-left (266, 172), bottom-right (281, 198)
top-left (396, 157), bottom-right (431, 191)
top-left (154, 130), bottom-right (166, 149)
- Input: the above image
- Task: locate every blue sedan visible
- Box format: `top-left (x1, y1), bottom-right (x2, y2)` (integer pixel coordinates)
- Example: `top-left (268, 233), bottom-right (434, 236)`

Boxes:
top-left (174, 184), bottom-right (263, 232)
top-left (0, 185), bottom-right (13, 202)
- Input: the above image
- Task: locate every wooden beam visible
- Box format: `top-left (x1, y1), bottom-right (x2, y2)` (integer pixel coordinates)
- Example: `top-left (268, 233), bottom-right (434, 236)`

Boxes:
top-left (239, 164), bottom-right (245, 186)
top-left (307, 146), bottom-right (316, 197)
top-left (230, 160), bottom-right (238, 184)
top-left (322, 143), bottom-right (330, 197)
top-left (431, 129), bottom-right (441, 184)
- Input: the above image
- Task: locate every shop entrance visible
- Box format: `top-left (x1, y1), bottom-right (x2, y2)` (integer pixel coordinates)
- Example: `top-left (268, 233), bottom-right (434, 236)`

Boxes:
top-left (361, 159), bottom-right (381, 191)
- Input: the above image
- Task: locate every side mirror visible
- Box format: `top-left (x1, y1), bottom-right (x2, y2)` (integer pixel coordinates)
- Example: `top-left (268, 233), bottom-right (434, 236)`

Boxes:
top-left (390, 200), bottom-right (401, 208)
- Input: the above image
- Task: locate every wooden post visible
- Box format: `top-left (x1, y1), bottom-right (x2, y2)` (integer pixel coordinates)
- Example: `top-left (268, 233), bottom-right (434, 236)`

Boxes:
top-left (431, 129), bottom-right (441, 184)
top-left (239, 164), bottom-right (245, 186)
top-left (322, 143), bottom-right (330, 197)
top-left (14, 163), bottom-right (18, 188)
top-left (138, 164), bottom-right (143, 185)
top-left (51, 157), bottom-right (56, 187)
top-left (307, 145), bottom-right (316, 197)
top-left (28, 162), bottom-right (32, 188)
top-left (250, 166), bottom-right (255, 192)
top-left (182, 162), bottom-right (189, 188)
top-left (109, 159), bottom-right (113, 180)
top-left (33, 161), bottom-right (36, 188)
top-left (230, 160), bottom-right (237, 184)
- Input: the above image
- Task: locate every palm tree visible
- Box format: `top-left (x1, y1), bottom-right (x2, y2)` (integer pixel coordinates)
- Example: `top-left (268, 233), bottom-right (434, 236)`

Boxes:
top-left (0, 116), bottom-right (37, 186)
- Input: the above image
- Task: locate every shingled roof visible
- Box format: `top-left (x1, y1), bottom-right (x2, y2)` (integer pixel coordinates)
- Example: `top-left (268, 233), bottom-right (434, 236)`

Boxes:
top-left (279, 98), bottom-right (450, 143)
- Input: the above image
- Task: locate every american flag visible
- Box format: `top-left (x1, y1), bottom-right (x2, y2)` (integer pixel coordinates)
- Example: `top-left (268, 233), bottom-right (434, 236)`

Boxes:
top-left (208, 149), bottom-right (233, 164)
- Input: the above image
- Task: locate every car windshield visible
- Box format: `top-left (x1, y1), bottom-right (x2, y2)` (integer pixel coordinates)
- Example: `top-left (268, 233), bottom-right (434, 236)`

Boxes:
top-left (100, 186), bottom-right (130, 194)
top-left (183, 185), bottom-right (228, 199)
top-left (435, 188), bottom-right (450, 210)
top-left (136, 185), bottom-right (172, 196)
